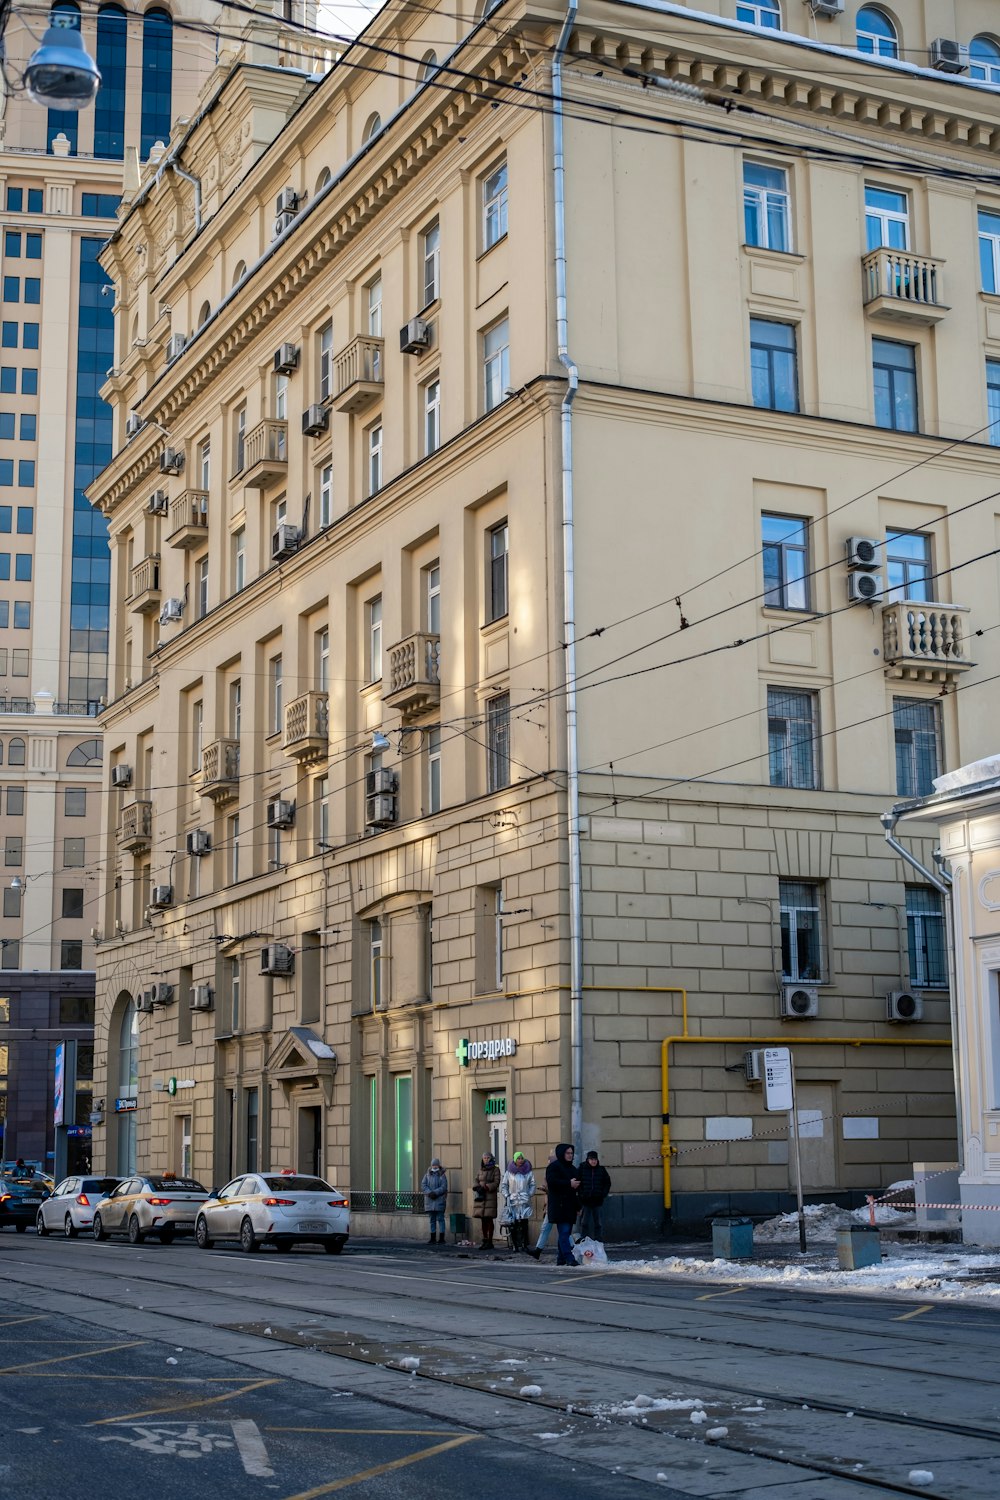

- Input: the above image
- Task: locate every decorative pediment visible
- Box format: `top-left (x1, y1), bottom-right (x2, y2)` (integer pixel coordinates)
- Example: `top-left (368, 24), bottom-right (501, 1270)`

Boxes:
top-left (267, 1026), bottom-right (338, 1101)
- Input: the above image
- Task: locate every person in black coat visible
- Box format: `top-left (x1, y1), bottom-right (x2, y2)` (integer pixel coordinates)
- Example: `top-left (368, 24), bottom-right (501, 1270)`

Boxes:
top-left (545, 1142), bottom-right (580, 1266)
top-left (577, 1150), bottom-right (612, 1241)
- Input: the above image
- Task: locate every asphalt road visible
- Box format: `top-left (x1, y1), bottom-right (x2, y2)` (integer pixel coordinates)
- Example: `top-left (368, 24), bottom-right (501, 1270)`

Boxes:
top-left (2, 1231), bottom-right (1000, 1498)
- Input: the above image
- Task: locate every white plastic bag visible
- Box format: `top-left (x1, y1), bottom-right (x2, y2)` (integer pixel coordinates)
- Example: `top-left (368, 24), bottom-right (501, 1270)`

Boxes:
top-left (573, 1236), bottom-right (608, 1266)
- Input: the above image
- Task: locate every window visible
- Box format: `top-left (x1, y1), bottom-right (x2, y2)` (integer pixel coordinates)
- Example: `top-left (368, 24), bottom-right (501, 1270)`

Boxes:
top-left (1, 325), bottom-right (15, 349)
top-left (26, 234), bottom-right (41, 260)
top-left (19, 415), bottom-right (35, 442)
top-left (0, 413), bottom-right (13, 440)
top-left (483, 317), bottom-right (510, 412)
top-left (856, 6), bottom-right (897, 58)
top-left (368, 597), bottom-right (383, 682)
top-left (894, 698), bottom-right (941, 797)
top-left (427, 726), bottom-right (441, 813)
top-left (24, 281), bottom-right (40, 305)
top-left (140, 9), bottom-right (173, 160)
top-left (762, 513), bottom-right (809, 610)
top-left (418, 49), bottom-right (438, 82)
top-left (319, 462), bottom-right (333, 527)
top-left (424, 378), bottom-right (441, 455)
top-left (743, 161), bottom-right (791, 252)
top-left (0, 372), bottom-right (11, 395)
top-left (4, 234), bottom-right (19, 257)
top-left (970, 36), bottom-right (1000, 86)
top-left (7, 738), bottom-right (23, 766)
top-left (62, 888), bottom-right (84, 919)
top-left (486, 692), bottom-right (511, 791)
top-left (94, 4), bottom-right (127, 159)
top-left (316, 774), bottom-right (330, 849)
top-left (370, 918), bottom-right (383, 1009)
top-left (228, 813), bottom-right (240, 884)
top-left (422, 219), bottom-right (440, 306)
top-left (229, 678), bottom-right (242, 741)
top-left (488, 520), bottom-right (508, 622)
top-left (979, 209), bottom-right (1000, 294)
top-left (873, 338), bottom-right (918, 431)
top-left (865, 186), bottom-right (908, 252)
top-left (885, 531), bottom-right (932, 602)
top-left (196, 556), bottom-right (209, 619)
top-left (394, 1074), bottom-right (413, 1196)
top-left (316, 627), bottom-right (330, 692)
top-left (0, 554), bottom-right (10, 581)
top-left (767, 687), bottom-right (819, 789)
top-left (191, 698), bottom-right (203, 773)
top-left (199, 438), bottom-right (211, 491)
top-left (6, 787), bottom-right (22, 816)
top-left (988, 359), bottom-right (1000, 443)
top-left (779, 879), bottom-right (823, 981)
top-left (1, 941), bottom-right (20, 968)
top-left (64, 837), bottom-right (85, 867)
top-left (274, 372), bottom-right (288, 422)
top-left (750, 319), bottom-right (798, 412)
top-left (2, 889), bottom-right (19, 918)
top-left (230, 959), bottom-right (241, 1030)
top-left (426, 563), bottom-right (441, 635)
top-left (23, 325), bottom-right (38, 350)
top-left (4, 836), bottom-right (22, 866)
top-left (232, 527), bottom-right (246, 592)
top-left (367, 422), bottom-right (383, 494)
top-left (246, 1088), bottom-right (258, 1172)
top-left (21, 369), bottom-right (36, 396)
top-left (16, 506), bottom-right (31, 534)
top-left (483, 162), bottom-right (508, 249)
top-left (736, 1), bottom-right (780, 29)
top-left (318, 323), bottom-right (333, 402)
top-left (65, 787), bottom-right (86, 817)
top-left (234, 405), bottom-right (246, 473)
top-left (368, 275), bottom-right (382, 340)
top-left (60, 941), bottom-right (83, 970)
top-left (362, 112), bottom-right (382, 143)
top-left (18, 461), bottom-right (33, 487)
top-left (80, 193), bottom-right (120, 217)
top-left (906, 887), bottom-right (947, 988)
top-left (270, 655), bottom-right (283, 734)
top-left (3, 278), bottom-right (18, 303)
top-left (493, 888), bottom-right (504, 989)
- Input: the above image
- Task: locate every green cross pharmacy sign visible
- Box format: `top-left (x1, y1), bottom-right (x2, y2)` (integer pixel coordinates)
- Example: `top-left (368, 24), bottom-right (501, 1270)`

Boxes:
top-left (455, 1036), bottom-right (517, 1066)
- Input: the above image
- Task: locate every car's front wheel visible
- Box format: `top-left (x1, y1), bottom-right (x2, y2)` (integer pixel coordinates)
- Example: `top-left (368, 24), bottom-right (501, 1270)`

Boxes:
top-left (63, 1214), bottom-right (77, 1239)
top-left (34, 1210), bottom-right (48, 1237)
top-left (93, 1214), bottom-right (107, 1242)
top-left (127, 1214), bottom-right (145, 1246)
top-left (195, 1216), bottom-right (212, 1251)
top-left (239, 1217), bottom-right (258, 1254)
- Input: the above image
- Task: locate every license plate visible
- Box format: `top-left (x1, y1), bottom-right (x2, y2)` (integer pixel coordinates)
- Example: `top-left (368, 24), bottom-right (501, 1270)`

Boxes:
top-left (22, 1197), bottom-right (40, 1204)
top-left (297, 1221), bottom-right (327, 1232)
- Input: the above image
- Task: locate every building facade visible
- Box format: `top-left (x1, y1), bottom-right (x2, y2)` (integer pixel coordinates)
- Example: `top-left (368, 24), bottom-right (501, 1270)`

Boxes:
top-left (89, 0), bottom-right (1000, 1230)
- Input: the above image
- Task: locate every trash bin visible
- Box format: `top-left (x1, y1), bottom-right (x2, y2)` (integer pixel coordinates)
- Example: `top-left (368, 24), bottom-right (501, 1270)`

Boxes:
top-left (711, 1216), bottom-right (753, 1260)
top-left (449, 1211), bottom-right (467, 1240)
top-left (836, 1224), bottom-right (881, 1270)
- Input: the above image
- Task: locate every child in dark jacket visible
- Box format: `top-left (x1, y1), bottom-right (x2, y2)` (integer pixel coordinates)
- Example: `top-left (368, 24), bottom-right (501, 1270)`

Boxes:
top-left (577, 1151), bottom-right (611, 1241)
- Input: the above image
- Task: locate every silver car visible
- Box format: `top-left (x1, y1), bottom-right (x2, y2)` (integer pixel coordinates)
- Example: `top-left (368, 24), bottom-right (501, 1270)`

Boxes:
top-left (195, 1171), bottom-right (350, 1254)
top-left (36, 1175), bottom-right (121, 1238)
top-left (92, 1173), bottom-right (210, 1244)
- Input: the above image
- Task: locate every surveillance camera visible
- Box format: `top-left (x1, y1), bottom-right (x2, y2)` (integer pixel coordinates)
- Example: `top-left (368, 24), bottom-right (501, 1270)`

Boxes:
top-left (24, 20), bottom-right (101, 111)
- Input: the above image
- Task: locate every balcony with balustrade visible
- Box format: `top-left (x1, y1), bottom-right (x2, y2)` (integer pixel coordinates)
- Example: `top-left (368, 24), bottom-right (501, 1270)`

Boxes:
top-left (332, 336), bottom-right (384, 415)
top-left (127, 555), bottom-right (161, 615)
top-left (200, 738), bottom-right (241, 805)
top-left (881, 599), bottom-right (974, 683)
top-left (283, 690), bottom-right (329, 764)
top-left (383, 632), bottom-right (441, 721)
top-left (861, 249), bottom-right (948, 325)
top-left (118, 799), bottom-right (152, 853)
top-left (242, 419), bottom-right (288, 489)
top-left (167, 490), bottom-right (209, 550)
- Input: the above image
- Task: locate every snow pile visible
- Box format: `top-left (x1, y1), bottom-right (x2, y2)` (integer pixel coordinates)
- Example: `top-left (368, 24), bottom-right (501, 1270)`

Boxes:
top-left (520, 1385), bottom-right (542, 1398)
top-left (397, 1357), bottom-right (420, 1373)
top-left (908, 1471), bottom-right (934, 1487)
top-left (592, 1393), bottom-right (709, 1421)
top-left (753, 1193), bottom-right (915, 1244)
top-left (706, 1427), bottom-right (728, 1440)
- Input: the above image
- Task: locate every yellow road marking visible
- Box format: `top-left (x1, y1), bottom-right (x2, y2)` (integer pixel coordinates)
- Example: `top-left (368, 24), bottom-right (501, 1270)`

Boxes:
top-left (0, 1341), bottom-right (143, 1375)
top-left (267, 1428), bottom-right (460, 1436)
top-left (0, 1315), bottom-right (48, 1329)
top-left (89, 1377), bottom-right (279, 1425)
top-left (281, 1434), bottom-right (479, 1499)
top-left (893, 1303), bottom-right (934, 1322)
top-left (696, 1287), bottom-right (745, 1301)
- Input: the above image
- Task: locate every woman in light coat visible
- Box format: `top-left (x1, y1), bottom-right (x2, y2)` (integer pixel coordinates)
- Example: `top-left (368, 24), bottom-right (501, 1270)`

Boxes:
top-left (473, 1151), bottom-right (501, 1249)
top-left (500, 1152), bottom-right (536, 1252)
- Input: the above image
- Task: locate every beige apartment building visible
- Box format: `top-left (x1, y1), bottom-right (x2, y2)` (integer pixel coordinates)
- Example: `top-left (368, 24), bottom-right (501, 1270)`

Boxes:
top-left (89, 0), bottom-right (1000, 1231)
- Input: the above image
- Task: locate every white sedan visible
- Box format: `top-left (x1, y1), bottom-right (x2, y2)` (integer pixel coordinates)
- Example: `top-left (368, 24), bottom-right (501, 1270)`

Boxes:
top-left (195, 1171), bottom-right (350, 1254)
top-left (36, 1175), bottom-right (121, 1238)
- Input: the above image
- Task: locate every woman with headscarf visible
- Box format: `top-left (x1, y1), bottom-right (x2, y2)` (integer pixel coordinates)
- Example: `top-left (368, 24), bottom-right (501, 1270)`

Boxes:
top-left (420, 1157), bottom-right (448, 1244)
top-left (473, 1150), bottom-right (501, 1249)
top-left (500, 1152), bottom-right (536, 1252)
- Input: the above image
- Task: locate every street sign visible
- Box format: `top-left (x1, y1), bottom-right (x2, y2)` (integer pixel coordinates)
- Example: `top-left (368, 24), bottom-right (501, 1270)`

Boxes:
top-left (763, 1047), bottom-right (793, 1112)
top-left (167, 1077), bottom-right (177, 1097)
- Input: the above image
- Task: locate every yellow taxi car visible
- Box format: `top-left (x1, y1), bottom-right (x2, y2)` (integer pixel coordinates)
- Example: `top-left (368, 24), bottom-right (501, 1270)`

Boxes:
top-left (92, 1172), bottom-right (210, 1244)
top-left (195, 1170), bottom-right (350, 1254)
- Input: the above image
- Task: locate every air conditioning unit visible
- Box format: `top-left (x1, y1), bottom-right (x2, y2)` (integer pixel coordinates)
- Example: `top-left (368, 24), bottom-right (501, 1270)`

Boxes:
top-left (152, 982), bottom-right (174, 1006)
top-left (137, 993), bottom-right (154, 1014)
top-left (274, 342), bottom-right (299, 375)
top-left (366, 768), bottom-right (398, 797)
top-left (111, 764), bottom-right (132, 789)
top-left (744, 1049), bottom-right (762, 1083)
top-left (887, 990), bottom-right (924, 1023)
top-left (267, 798), bottom-right (295, 829)
top-left (271, 523), bottom-right (301, 562)
top-left (273, 211), bottom-right (296, 240)
top-left (930, 38), bottom-right (966, 73)
top-left (399, 317), bottom-right (431, 355)
top-left (260, 943), bottom-right (294, 976)
top-left (150, 884), bottom-right (173, 909)
top-left (190, 984), bottom-right (214, 1011)
top-left (159, 447), bottom-right (184, 476)
top-left (807, 0), bottom-right (843, 15)
top-left (780, 984), bottom-right (819, 1020)
top-left (847, 571), bottom-right (882, 605)
top-left (302, 404), bottom-right (330, 437)
top-left (186, 829), bottom-right (211, 857)
top-left (275, 187), bottom-right (300, 216)
top-left (845, 536), bottom-right (879, 570)
top-left (125, 412), bottom-right (143, 438)
top-left (366, 791), bottom-right (397, 828)
top-left (159, 597), bottom-right (184, 624)
top-left (147, 490), bottom-right (169, 517)
top-left (166, 333), bottom-right (187, 363)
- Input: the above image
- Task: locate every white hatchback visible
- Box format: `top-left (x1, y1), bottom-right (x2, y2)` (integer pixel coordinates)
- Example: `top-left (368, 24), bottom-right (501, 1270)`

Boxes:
top-left (195, 1171), bottom-right (350, 1254)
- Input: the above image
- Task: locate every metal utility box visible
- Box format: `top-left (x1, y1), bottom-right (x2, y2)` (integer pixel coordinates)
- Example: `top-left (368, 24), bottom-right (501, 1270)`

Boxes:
top-left (711, 1216), bottom-right (753, 1260)
top-left (836, 1225), bottom-right (881, 1270)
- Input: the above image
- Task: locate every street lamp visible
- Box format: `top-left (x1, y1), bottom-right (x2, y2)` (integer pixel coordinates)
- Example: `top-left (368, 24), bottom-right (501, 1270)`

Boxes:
top-left (23, 15), bottom-right (101, 111)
